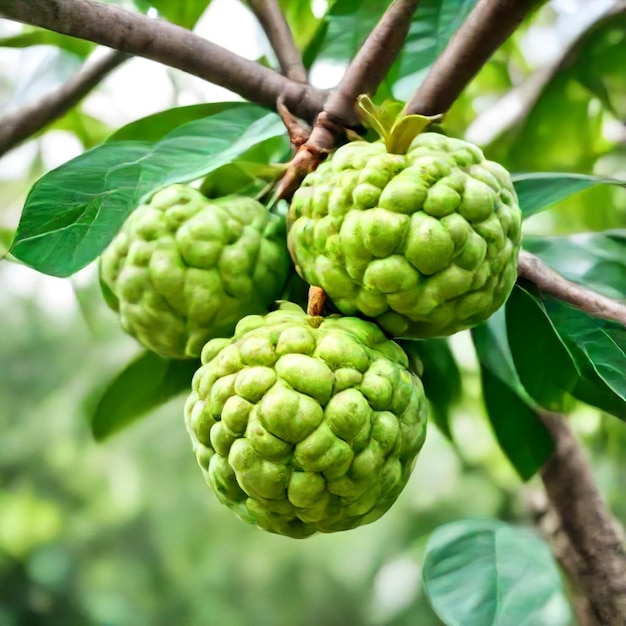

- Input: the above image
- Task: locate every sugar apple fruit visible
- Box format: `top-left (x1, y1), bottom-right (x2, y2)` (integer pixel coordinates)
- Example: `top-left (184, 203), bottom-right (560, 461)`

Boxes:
top-left (287, 133), bottom-right (522, 338)
top-left (184, 303), bottom-right (427, 538)
top-left (99, 184), bottom-right (291, 359)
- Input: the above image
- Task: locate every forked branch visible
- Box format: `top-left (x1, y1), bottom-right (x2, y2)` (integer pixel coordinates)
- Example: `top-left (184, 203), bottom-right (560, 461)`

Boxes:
top-left (0, 0), bottom-right (326, 123)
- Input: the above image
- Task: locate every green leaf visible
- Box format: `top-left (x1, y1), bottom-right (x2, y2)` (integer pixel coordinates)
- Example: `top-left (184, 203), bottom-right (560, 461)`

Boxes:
top-left (523, 230), bottom-right (626, 299)
top-left (399, 339), bottom-right (461, 440)
top-left (423, 518), bottom-right (571, 626)
top-left (511, 172), bottom-right (625, 219)
top-left (471, 315), bottom-right (553, 480)
top-left (91, 351), bottom-right (199, 441)
top-left (132, 0), bottom-right (211, 28)
top-left (0, 28), bottom-right (94, 58)
top-left (107, 102), bottom-right (248, 143)
top-left (278, 0), bottom-right (321, 53)
top-left (506, 285), bottom-right (578, 412)
top-left (542, 297), bottom-right (626, 421)
top-left (11, 105), bottom-right (285, 277)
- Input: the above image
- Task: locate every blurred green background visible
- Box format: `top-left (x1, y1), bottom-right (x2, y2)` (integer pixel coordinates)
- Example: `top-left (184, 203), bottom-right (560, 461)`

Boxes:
top-left (1, 0), bottom-right (625, 624)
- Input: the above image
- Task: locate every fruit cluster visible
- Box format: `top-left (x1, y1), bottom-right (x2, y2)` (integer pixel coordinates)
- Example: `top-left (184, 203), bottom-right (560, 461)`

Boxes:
top-left (99, 116), bottom-right (521, 538)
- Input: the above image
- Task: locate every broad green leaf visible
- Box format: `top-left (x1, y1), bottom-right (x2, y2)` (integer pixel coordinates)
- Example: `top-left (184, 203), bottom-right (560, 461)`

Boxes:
top-left (506, 285), bottom-right (578, 412)
top-left (471, 315), bottom-right (553, 480)
top-left (543, 297), bottom-right (626, 421)
top-left (107, 102), bottom-right (248, 142)
top-left (511, 172), bottom-right (625, 219)
top-left (478, 366), bottom-right (554, 480)
top-left (399, 339), bottom-right (461, 440)
top-left (0, 29), bottom-right (94, 58)
top-left (50, 108), bottom-right (114, 149)
top-left (91, 351), bottom-right (199, 440)
top-left (523, 231), bottom-right (626, 299)
top-left (133, 0), bottom-right (212, 29)
top-left (423, 518), bottom-right (571, 626)
top-left (11, 105), bottom-right (285, 277)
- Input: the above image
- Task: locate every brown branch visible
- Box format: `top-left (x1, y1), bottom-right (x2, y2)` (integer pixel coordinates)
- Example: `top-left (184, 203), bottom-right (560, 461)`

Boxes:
top-left (0, 0), bottom-right (326, 124)
top-left (404, 0), bottom-right (546, 116)
top-left (526, 490), bottom-right (603, 626)
top-left (246, 0), bottom-right (307, 82)
top-left (277, 0), bottom-right (420, 200)
top-left (517, 250), bottom-right (626, 326)
top-left (0, 48), bottom-right (128, 157)
top-left (539, 412), bottom-right (626, 626)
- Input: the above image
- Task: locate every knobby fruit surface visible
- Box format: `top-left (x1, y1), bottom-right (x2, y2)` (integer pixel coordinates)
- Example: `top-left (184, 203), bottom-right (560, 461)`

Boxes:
top-left (185, 304), bottom-right (427, 538)
top-left (288, 133), bottom-right (522, 338)
top-left (99, 185), bottom-right (290, 359)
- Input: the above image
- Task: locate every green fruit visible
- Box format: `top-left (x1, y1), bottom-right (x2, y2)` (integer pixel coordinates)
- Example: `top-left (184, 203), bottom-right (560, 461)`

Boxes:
top-left (287, 133), bottom-right (522, 338)
top-left (185, 303), bottom-right (427, 538)
top-left (99, 185), bottom-right (291, 359)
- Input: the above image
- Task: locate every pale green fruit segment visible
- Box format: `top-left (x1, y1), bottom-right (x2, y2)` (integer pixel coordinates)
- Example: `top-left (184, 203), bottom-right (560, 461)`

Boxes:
top-left (99, 185), bottom-right (291, 358)
top-left (185, 304), bottom-right (427, 538)
top-left (288, 134), bottom-right (522, 338)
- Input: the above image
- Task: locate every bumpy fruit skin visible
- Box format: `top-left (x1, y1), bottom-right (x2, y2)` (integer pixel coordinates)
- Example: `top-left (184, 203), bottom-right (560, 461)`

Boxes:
top-left (288, 134), bottom-right (522, 338)
top-left (184, 304), bottom-right (427, 538)
top-left (99, 185), bottom-right (290, 359)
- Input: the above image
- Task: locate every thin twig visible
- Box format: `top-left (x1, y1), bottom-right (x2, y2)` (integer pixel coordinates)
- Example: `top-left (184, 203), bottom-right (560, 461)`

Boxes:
top-left (247, 0), bottom-right (307, 82)
top-left (517, 250), bottom-right (626, 326)
top-left (539, 412), bottom-right (626, 625)
top-left (404, 0), bottom-right (546, 116)
top-left (0, 48), bottom-right (128, 157)
top-left (0, 0), bottom-right (326, 123)
top-left (277, 0), bottom-right (420, 200)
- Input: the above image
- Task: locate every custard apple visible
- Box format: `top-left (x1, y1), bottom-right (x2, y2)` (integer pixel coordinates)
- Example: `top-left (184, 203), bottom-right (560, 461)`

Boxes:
top-left (287, 133), bottom-right (522, 338)
top-left (184, 304), bottom-right (427, 538)
top-left (99, 184), bottom-right (291, 359)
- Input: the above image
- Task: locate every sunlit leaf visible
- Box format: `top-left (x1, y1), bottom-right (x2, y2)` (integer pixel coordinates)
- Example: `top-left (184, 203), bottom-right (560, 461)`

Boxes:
top-left (11, 105), bottom-right (285, 277)
top-left (512, 172), bottom-right (625, 219)
top-left (0, 28), bottom-right (94, 58)
top-left (132, 0), bottom-right (212, 28)
top-left (91, 351), bottom-right (199, 440)
top-left (423, 518), bottom-right (571, 626)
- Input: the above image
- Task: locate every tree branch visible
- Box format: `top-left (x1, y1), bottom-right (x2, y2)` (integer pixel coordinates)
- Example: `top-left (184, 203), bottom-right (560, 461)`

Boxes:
top-left (539, 412), bottom-right (626, 626)
top-left (517, 250), bottom-right (626, 326)
top-left (246, 0), bottom-right (307, 82)
top-left (277, 0), bottom-right (420, 199)
top-left (0, 48), bottom-right (128, 157)
top-left (404, 0), bottom-right (546, 116)
top-left (0, 0), bottom-right (326, 123)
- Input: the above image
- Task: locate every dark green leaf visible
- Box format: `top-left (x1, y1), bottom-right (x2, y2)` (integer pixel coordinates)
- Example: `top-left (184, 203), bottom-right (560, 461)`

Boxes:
top-left (423, 518), bottom-right (571, 626)
top-left (523, 230), bottom-right (626, 299)
top-left (543, 297), bottom-right (626, 420)
top-left (512, 172), bottom-right (625, 219)
top-left (11, 105), bottom-right (285, 277)
top-left (506, 285), bottom-right (578, 412)
top-left (472, 315), bottom-right (553, 480)
top-left (399, 339), bottom-right (461, 440)
top-left (91, 351), bottom-right (199, 440)
top-left (479, 366), bottom-right (554, 480)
